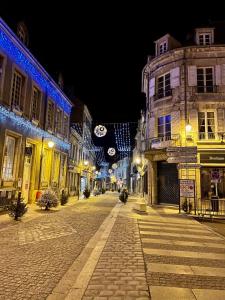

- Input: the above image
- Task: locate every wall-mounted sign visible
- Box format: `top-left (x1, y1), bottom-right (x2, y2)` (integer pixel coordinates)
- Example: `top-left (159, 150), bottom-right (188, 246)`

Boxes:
top-left (200, 154), bottom-right (225, 164)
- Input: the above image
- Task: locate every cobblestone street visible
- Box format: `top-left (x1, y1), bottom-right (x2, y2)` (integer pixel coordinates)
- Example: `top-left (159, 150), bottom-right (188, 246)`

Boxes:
top-left (0, 194), bottom-right (116, 300)
top-left (1, 193), bottom-right (225, 300)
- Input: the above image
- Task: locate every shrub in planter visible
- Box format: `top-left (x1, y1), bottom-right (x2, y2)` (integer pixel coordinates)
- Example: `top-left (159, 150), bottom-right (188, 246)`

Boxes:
top-left (61, 190), bottom-right (68, 205)
top-left (83, 187), bottom-right (90, 198)
top-left (8, 194), bottom-right (27, 220)
top-left (36, 189), bottom-right (59, 210)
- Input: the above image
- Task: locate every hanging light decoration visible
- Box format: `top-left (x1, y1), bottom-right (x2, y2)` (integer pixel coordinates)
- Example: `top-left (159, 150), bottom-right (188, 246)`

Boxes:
top-left (112, 163), bottom-right (118, 169)
top-left (108, 147), bottom-right (116, 156)
top-left (108, 169), bottom-right (112, 174)
top-left (94, 125), bottom-right (107, 137)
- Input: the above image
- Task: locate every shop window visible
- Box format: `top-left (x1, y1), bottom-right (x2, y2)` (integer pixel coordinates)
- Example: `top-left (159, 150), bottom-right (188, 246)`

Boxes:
top-left (2, 136), bottom-right (16, 180)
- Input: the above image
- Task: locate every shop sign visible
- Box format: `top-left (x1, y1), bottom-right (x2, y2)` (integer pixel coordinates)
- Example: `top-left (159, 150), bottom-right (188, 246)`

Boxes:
top-left (180, 179), bottom-right (195, 198)
top-left (167, 156), bottom-right (197, 163)
top-left (200, 154), bottom-right (225, 164)
top-left (178, 164), bottom-right (201, 169)
top-left (167, 147), bottom-right (197, 154)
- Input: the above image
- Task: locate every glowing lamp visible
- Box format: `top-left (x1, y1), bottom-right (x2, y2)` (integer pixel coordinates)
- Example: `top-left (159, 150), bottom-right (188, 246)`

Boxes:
top-left (48, 141), bottom-right (55, 148)
top-left (135, 157), bottom-right (141, 165)
top-left (185, 124), bottom-right (192, 132)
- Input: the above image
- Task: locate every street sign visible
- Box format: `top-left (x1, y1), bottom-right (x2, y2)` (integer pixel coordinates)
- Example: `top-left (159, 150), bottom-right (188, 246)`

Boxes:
top-left (180, 179), bottom-right (195, 198)
top-left (167, 156), bottom-right (197, 163)
top-left (177, 164), bottom-right (201, 169)
top-left (167, 147), bottom-right (197, 154)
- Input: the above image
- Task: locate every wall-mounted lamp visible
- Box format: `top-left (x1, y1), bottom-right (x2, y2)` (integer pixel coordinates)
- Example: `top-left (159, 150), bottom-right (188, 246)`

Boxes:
top-left (48, 141), bottom-right (55, 148)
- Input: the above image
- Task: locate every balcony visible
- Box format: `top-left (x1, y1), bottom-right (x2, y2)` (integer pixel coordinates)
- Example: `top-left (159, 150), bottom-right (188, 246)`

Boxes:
top-left (143, 134), bottom-right (180, 152)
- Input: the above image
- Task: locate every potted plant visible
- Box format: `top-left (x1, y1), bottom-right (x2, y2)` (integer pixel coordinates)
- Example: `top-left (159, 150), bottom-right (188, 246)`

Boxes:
top-left (83, 187), bottom-right (90, 199)
top-left (36, 189), bottom-right (59, 210)
top-left (61, 190), bottom-right (68, 205)
top-left (7, 192), bottom-right (27, 220)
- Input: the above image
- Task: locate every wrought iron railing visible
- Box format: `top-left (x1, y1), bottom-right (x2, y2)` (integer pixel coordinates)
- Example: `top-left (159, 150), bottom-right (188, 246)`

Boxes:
top-left (197, 198), bottom-right (225, 218)
top-left (143, 134), bottom-right (180, 151)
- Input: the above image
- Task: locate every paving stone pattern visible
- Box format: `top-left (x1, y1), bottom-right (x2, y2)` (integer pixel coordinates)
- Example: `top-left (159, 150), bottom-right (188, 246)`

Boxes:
top-left (0, 196), bottom-right (116, 300)
top-left (139, 207), bottom-right (225, 296)
top-left (83, 214), bottom-right (150, 300)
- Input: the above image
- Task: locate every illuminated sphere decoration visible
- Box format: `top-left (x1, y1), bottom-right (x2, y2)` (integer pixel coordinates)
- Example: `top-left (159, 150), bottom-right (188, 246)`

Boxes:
top-left (94, 125), bottom-right (107, 137)
top-left (108, 169), bottom-right (112, 174)
top-left (112, 163), bottom-right (118, 169)
top-left (108, 148), bottom-right (116, 156)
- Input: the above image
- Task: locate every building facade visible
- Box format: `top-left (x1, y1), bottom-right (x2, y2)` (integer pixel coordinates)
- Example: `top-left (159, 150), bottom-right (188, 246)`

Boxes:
top-left (142, 25), bottom-right (225, 208)
top-left (71, 99), bottom-right (96, 194)
top-left (0, 18), bottom-right (73, 204)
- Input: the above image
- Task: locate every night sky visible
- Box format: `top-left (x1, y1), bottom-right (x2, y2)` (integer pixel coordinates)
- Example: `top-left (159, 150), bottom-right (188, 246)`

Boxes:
top-left (1, 2), bottom-right (225, 165)
top-left (2, 1), bottom-right (225, 123)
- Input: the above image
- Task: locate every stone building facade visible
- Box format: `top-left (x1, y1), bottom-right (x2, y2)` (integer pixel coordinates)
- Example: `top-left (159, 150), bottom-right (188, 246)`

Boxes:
top-left (142, 26), bottom-right (225, 208)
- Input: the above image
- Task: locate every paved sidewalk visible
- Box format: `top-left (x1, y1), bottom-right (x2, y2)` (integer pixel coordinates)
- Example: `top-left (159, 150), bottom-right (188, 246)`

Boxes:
top-left (53, 197), bottom-right (225, 300)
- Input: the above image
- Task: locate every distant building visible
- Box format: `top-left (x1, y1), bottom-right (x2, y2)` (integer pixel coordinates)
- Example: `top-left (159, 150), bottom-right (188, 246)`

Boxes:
top-left (71, 99), bottom-right (96, 194)
top-left (0, 18), bottom-right (73, 205)
top-left (142, 24), bottom-right (225, 208)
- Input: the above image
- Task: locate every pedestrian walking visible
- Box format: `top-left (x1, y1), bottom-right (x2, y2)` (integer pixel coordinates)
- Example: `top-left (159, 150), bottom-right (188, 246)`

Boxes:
top-left (119, 188), bottom-right (128, 204)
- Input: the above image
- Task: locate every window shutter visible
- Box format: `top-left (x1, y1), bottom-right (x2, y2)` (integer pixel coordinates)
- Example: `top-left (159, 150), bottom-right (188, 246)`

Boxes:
top-left (149, 78), bottom-right (155, 97)
top-left (171, 111), bottom-right (180, 135)
top-left (189, 109), bottom-right (198, 132)
top-left (149, 116), bottom-right (155, 138)
top-left (217, 109), bottom-right (224, 133)
top-left (215, 65), bottom-right (222, 85)
top-left (188, 66), bottom-right (197, 86)
top-left (143, 74), bottom-right (148, 95)
top-left (221, 64), bottom-right (225, 85)
top-left (170, 67), bottom-right (180, 88)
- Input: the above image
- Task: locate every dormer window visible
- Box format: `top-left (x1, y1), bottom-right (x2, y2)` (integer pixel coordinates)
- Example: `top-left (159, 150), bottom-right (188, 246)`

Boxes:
top-left (159, 42), bottom-right (167, 55)
top-left (199, 33), bottom-right (211, 45)
top-left (196, 28), bottom-right (214, 46)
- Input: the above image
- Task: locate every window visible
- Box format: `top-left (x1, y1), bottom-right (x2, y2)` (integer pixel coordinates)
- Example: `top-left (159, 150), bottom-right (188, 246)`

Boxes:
top-left (56, 108), bottom-right (63, 134)
top-left (159, 42), bottom-right (167, 55)
top-left (31, 86), bottom-right (41, 120)
top-left (2, 136), bottom-right (16, 180)
top-left (47, 100), bottom-right (54, 131)
top-left (197, 67), bottom-right (214, 93)
top-left (158, 115), bottom-right (171, 139)
top-left (11, 70), bottom-right (24, 109)
top-left (198, 112), bottom-right (215, 140)
top-left (63, 114), bottom-right (69, 138)
top-left (0, 55), bottom-right (4, 94)
top-left (157, 73), bottom-right (171, 99)
top-left (199, 33), bottom-right (211, 45)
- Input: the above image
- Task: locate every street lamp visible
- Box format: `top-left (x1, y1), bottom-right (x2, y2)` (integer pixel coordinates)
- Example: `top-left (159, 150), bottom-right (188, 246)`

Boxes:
top-left (84, 160), bottom-right (89, 166)
top-left (135, 157), bottom-right (141, 165)
top-left (185, 123), bottom-right (192, 133)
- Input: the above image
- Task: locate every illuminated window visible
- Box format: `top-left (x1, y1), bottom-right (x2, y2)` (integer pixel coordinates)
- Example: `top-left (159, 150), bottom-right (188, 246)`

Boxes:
top-left (31, 86), bottom-right (41, 120)
top-left (197, 67), bottom-right (214, 93)
top-left (2, 136), bottom-right (16, 180)
top-left (11, 70), bottom-right (24, 109)
top-left (198, 112), bottom-right (215, 140)
top-left (158, 115), bottom-right (171, 139)
top-left (47, 100), bottom-right (54, 131)
top-left (157, 73), bottom-right (171, 99)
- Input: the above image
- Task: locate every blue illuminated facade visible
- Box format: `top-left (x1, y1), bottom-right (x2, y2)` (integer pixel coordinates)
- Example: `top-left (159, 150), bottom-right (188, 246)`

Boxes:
top-left (0, 18), bottom-right (72, 114)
